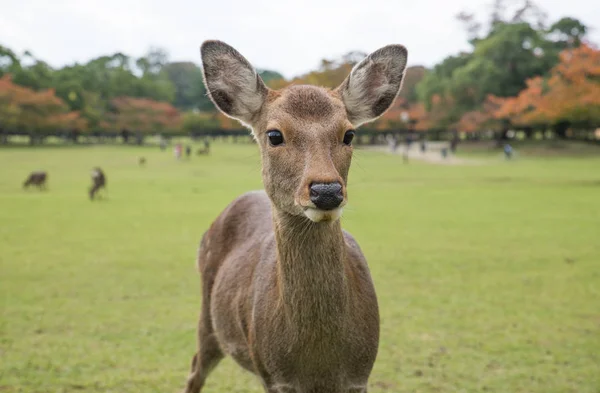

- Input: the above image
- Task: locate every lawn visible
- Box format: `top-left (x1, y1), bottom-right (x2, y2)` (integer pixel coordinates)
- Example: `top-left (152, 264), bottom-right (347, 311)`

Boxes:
top-left (1, 142), bottom-right (599, 393)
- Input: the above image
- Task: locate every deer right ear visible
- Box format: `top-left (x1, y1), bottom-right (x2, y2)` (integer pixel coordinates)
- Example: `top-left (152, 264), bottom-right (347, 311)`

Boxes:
top-left (336, 45), bottom-right (408, 127)
top-left (200, 40), bottom-right (268, 127)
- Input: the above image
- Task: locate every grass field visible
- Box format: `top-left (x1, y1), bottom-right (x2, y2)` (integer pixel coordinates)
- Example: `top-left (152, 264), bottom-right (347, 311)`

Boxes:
top-left (1, 142), bottom-right (599, 393)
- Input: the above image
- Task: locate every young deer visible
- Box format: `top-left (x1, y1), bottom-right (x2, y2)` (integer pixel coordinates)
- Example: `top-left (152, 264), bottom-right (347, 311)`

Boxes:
top-left (183, 40), bottom-right (407, 393)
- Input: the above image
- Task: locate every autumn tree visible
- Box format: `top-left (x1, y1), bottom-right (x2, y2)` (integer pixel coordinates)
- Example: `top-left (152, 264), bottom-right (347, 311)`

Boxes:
top-left (274, 55), bottom-right (359, 89)
top-left (0, 75), bottom-right (86, 143)
top-left (101, 97), bottom-right (181, 141)
top-left (418, 0), bottom-right (590, 130)
top-left (492, 43), bottom-right (600, 137)
top-left (181, 111), bottom-right (220, 133)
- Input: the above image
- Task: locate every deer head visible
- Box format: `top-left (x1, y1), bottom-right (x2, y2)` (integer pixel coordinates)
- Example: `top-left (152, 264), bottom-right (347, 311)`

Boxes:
top-left (201, 41), bottom-right (407, 223)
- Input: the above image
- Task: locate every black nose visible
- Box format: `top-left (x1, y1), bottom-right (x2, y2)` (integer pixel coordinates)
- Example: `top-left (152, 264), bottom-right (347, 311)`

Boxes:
top-left (309, 182), bottom-right (343, 210)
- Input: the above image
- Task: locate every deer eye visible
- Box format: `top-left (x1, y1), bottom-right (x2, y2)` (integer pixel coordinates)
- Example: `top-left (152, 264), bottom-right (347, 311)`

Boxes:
top-left (343, 130), bottom-right (355, 146)
top-left (267, 130), bottom-right (284, 146)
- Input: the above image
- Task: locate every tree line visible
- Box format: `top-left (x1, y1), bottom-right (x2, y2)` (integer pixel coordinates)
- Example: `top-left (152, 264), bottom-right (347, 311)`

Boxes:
top-left (0, 0), bottom-right (598, 142)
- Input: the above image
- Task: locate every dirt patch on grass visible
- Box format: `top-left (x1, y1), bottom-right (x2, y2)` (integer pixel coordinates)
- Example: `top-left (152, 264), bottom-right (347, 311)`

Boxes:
top-left (363, 143), bottom-right (484, 165)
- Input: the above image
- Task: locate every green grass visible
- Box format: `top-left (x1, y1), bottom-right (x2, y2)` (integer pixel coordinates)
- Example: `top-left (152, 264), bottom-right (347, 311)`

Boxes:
top-left (455, 140), bottom-right (600, 159)
top-left (1, 142), bottom-right (599, 393)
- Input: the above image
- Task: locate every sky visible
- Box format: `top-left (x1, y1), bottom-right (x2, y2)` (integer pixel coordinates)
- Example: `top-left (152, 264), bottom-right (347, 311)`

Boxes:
top-left (1, 0), bottom-right (599, 79)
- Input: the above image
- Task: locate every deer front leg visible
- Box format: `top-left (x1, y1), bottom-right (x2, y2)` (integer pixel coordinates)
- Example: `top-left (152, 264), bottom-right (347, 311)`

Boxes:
top-left (182, 298), bottom-right (223, 393)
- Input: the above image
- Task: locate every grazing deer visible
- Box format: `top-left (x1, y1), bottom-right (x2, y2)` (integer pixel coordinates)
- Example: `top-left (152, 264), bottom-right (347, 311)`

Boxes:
top-left (196, 146), bottom-right (210, 156)
top-left (196, 138), bottom-right (210, 155)
top-left (182, 40), bottom-right (407, 393)
top-left (89, 167), bottom-right (106, 200)
top-left (139, 157), bottom-right (147, 166)
top-left (23, 171), bottom-right (47, 190)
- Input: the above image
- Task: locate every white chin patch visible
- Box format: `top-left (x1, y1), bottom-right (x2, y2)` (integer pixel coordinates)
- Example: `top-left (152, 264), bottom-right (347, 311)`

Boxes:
top-left (304, 207), bottom-right (343, 223)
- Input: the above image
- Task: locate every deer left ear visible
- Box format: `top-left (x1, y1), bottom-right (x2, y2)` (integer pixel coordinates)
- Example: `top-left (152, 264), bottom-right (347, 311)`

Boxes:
top-left (200, 40), bottom-right (268, 128)
top-left (336, 45), bottom-right (408, 127)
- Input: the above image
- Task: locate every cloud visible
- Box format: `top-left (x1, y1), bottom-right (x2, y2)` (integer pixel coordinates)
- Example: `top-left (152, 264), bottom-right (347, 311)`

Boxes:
top-left (1, 0), bottom-right (598, 79)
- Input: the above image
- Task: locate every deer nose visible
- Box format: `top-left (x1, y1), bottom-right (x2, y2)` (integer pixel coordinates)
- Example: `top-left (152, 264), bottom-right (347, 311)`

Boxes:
top-left (309, 182), bottom-right (343, 210)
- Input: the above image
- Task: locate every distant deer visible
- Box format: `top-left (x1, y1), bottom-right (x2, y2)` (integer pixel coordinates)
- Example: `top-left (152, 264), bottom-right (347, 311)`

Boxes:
top-left (23, 171), bottom-right (47, 190)
top-left (139, 157), bottom-right (146, 166)
top-left (89, 167), bottom-right (106, 200)
top-left (182, 41), bottom-right (407, 393)
top-left (196, 139), bottom-right (210, 155)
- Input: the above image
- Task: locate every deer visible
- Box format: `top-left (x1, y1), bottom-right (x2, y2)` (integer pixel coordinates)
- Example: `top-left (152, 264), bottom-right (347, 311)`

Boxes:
top-left (196, 139), bottom-right (210, 155)
top-left (89, 167), bottom-right (106, 200)
top-left (182, 40), bottom-right (408, 393)
top-left (23, 171), bottom-right (47, 190)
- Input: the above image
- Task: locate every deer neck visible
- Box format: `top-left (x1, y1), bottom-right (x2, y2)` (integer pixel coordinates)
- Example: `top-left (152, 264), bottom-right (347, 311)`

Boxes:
top-left (272, 209), bottom-right (349, 332)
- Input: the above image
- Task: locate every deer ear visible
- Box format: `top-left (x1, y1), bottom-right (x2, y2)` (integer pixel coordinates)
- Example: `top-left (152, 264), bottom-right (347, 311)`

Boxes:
top-left (200, 40), bottom-right (268, 127)
top-left (336, 45), bottom-right (408, 127)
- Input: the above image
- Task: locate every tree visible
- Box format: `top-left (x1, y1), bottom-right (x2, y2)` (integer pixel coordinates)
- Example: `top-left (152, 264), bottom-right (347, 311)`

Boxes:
top-left (418, 1), bottom-right (590, 129)
top-left (102, 97), bottom-right (181, 135)
top-left (0, 75), bottom-right (86, 135)
top-left (399, 66), bottom-right (427, 103)
top-left (417, 53), bottom-right (472, 126)
top-left (0, 45), bottom-right (21, 78)
top-left (492, 43), bottom-right (600, 135)
top-left (181, 111), bottom-right (220, 133)
top-left (136, 47), bottom-right (169, 76)
top-left (548, 17), bottom-right (587, 49)
top-left (162, 62), bottom-right (212, 111)
top-left (273, 51), bottom-right (365, 89)
top-left (454, 97), bottom-right (505, 133)
top-left (258, 69), bottom-right (285, 85)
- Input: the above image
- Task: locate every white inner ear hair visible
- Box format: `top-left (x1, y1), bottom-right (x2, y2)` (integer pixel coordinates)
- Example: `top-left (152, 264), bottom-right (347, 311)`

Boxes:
top-left (342, 50), bottom-right (406, 127)
top-left (208, 55), bottom-right (264, 126)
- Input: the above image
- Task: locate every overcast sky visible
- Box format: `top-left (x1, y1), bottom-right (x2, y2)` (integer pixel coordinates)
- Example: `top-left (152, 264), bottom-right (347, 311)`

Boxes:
top-left (1, 0), bottom-right (598, 79)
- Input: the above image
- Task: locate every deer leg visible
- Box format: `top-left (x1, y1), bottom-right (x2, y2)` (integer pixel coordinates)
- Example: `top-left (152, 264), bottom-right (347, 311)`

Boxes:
top-left (89, 185), bottom-right (97, 200)
top-left (183, 305), bottom-right (223, 392)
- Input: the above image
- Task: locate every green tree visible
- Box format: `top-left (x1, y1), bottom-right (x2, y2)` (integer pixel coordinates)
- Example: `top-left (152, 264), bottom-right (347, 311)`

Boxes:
top-left (399, 66), bottom-right (427, 104)
top-left (162, 62), bottom-right (211, 111)
top-left (0, 45), bottom-right (21, 78)
top-left (417, 1), bottom-right (589, 128)
top-left (548, 17), bottom-right (587, 49)
top-left (258, 69), bottom-right (284, 84)
top-left (181, 111), bottom-right (220, 132)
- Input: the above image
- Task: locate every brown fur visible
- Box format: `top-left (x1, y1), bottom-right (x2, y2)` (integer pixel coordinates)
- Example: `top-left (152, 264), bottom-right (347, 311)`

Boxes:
top-left (89, 167), bottom-right (106, 200)
top-left (183, 40), bottom-right (407, 393)
top-left (23, 171), bottom-right (47, 190)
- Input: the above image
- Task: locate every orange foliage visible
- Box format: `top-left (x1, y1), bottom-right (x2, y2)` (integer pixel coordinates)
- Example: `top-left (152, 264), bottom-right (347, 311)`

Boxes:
top-left (215, 112), bottom-right (240, 130)
top-left (103, 96), bottom-right (181, 133)
top-left (372, 93), bottom-right (459, 131)
top-left (0, 75), bottom-right (86, 131)
top-left (281, 62), bottom-right (354, 90)
top-left (455, 96), bottom-right (505, 132)
top-left (491, 77), bottom-right (547, 125)
top-left (492, 43), bottom-right (600, 126)
top-left (456, 110), bottom-right (489, 132)
top-left (418, 94), bottom-right (456, 130)
top-left (408, 102), bottom-right (435, 130)
top-left (374, 96), bottom-right (450, 131)
top-left (371, 97), bottom-right (407, 130)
